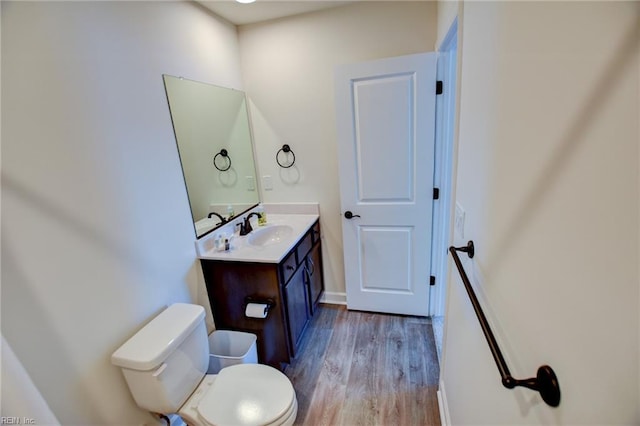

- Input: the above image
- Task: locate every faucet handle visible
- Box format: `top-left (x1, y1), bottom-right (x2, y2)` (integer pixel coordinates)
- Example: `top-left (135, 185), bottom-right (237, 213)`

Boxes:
top-left (243, 216), bottom-right (253, 234)
top-left (236, 222), bottom-right (245, 235)
top-left (236, 218), bottom-right (253, 236)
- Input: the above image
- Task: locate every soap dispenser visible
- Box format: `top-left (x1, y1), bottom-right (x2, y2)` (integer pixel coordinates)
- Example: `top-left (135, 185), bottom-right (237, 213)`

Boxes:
top-left (257, 204), bottom-right (267, 226)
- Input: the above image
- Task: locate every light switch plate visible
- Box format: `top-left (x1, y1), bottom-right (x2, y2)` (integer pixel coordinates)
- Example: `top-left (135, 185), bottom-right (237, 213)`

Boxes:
top-left (455, 202), bottom-right (465, 239)
top-left (263, 175), bottom-right (273, 191)
top-left (246, 176), bottom-right (255, 191)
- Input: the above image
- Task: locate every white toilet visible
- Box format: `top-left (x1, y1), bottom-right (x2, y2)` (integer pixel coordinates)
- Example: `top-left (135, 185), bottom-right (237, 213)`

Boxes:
top-left (111, 303), bottom-right (297, 426)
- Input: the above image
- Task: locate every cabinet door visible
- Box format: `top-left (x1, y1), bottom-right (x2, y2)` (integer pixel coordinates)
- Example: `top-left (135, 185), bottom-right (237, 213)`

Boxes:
top-left (284, 265), bottom-right (309, 356)
top-left (306, 243), bottom-right (324, 315)
top-left (200, 260), bottom-right (291, 369)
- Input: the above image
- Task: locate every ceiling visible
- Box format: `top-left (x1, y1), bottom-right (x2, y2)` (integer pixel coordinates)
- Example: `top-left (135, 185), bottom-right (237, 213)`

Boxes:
top-left (197, 0), bottom-right (355, 26)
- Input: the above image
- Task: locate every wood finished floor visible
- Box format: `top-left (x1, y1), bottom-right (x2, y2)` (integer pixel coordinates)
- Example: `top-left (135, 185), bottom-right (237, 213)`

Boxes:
top-left (284, 304), bottom-right (441, 426)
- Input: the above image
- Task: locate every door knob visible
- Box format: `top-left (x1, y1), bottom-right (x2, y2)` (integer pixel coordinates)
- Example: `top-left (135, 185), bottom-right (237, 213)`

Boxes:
top-left (344, 211), bottom-right (361, 219)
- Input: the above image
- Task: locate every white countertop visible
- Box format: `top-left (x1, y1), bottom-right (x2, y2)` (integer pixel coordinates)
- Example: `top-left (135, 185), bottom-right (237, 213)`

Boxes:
top-left (196, 213), bottom-right (319, 263)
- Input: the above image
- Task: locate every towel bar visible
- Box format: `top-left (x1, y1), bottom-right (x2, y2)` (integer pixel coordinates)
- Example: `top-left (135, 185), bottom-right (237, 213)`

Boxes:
top-left (449, 241), bottom-right (561, 407)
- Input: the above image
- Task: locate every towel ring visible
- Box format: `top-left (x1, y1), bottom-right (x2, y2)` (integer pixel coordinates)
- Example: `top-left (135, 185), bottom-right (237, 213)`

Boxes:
top-left (276, 144), bottom-right (296, 168)
top-left (213, 149), bottom-right (231, 171)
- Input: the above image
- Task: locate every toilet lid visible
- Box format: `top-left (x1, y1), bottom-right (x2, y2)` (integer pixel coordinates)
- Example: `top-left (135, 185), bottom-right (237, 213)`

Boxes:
top-left (197, 364), bottom-right (296, 426)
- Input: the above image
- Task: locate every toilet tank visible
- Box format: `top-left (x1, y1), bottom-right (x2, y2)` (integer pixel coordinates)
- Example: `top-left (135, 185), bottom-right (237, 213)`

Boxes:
top-left (111, 303), bottom-right (209, 414)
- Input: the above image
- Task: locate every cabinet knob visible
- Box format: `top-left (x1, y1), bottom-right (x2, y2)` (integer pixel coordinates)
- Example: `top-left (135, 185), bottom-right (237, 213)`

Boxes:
top-left (286, 265), bottom-right (295, 271)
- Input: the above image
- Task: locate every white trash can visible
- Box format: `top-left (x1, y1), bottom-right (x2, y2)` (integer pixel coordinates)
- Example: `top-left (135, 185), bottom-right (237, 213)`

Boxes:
top-left (207, 330), bottom-right (258, 374)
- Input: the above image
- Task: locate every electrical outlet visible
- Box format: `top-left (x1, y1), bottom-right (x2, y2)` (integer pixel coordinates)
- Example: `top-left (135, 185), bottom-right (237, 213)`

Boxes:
top-left (455, 202), bottom-right (465, 239)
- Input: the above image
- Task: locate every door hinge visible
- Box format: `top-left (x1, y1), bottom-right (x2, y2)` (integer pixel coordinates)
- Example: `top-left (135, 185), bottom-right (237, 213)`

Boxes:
top-left (433, 188), bottom-right (440, 200)
top-left (436, 80), bottom-right (443, 95)
top-left (430, 276), bottom-right (436, 286)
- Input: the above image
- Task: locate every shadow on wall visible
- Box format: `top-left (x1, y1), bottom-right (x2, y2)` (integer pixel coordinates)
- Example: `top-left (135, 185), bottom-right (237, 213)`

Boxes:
top-left (486, 22), bottom-right (639, 272)
top-left (1, 174), bottom-right (160, 423)
top-left (278, 165), bottom-right (301, 185)
top-left (1, 246), bottom-right (107, 422)
top-left (1, 173), bottom-right (148, 268)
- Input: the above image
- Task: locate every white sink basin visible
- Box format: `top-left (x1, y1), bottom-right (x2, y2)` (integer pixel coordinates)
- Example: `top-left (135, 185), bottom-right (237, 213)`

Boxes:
top-left (196, 213), bottom-right (319, 262)
top-left (248, 225), bottom-right (293, 247)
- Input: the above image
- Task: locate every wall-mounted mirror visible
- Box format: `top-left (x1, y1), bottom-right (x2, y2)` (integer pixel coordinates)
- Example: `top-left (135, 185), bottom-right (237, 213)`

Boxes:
top-left (163, 75), bottom-right (260, 238)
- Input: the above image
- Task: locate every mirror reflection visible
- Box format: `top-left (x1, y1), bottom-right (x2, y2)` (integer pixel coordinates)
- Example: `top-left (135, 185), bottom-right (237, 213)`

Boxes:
top-left (163, 75), bottom-right (260, 238)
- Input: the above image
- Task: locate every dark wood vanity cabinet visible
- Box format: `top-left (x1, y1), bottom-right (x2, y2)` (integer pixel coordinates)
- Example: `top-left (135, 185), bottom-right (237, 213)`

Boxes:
top-left (201, 219), bottom-right (324, 370)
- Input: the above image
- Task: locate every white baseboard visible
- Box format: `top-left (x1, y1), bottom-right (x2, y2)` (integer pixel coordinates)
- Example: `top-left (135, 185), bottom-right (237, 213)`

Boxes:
top-left (437, 379), bottom-right (451, 426)
top-left (319, 291), bottom-right (347, 305)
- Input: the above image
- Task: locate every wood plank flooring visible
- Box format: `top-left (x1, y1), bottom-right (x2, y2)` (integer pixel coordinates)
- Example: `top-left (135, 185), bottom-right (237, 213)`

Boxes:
top-left (284, 304), bottom-right (441, 426)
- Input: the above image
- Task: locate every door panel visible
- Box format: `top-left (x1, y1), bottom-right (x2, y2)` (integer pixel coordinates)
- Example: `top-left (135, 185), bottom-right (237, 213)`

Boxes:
top-left (360, 226), bottom-right (412, 292)
top-left (335, 53), bottom-right (437, 316)
top-left (354, 74), bottom-right (415, 202)
top-left (306, 243), bottom-right (324, 315)
top-left (284, 266), bottom-right (309, 357)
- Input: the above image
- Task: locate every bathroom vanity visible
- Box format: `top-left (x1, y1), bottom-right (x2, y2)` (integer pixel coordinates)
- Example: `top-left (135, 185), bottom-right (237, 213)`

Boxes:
top-left (167, 78), bottom-right (324, 370)
top-left (197, 213), bottom-right (324, 370)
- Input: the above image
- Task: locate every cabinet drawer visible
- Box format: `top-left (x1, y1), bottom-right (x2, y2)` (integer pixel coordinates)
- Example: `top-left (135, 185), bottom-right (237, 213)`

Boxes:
top-left (280, 250), bottom-right (297, 283)
top-left (297, 230), bottom-right (313, 260)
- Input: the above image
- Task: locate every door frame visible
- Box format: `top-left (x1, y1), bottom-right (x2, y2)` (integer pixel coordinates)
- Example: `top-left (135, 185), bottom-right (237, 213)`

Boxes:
top-left (429, 18), bottom-right (459, 317)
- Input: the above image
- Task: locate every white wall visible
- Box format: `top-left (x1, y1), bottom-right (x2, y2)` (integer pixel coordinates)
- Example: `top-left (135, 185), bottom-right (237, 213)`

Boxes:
top-left (436, 0), bottom-right (459, 50)
top-left (442, 1), bottom-right (639, 424)
top-left (1, 2), bottom-right (242, 423)
top-left (1, 336), bottom-right (60, 425)
top-left (238, 1), bottom-right (437, 298)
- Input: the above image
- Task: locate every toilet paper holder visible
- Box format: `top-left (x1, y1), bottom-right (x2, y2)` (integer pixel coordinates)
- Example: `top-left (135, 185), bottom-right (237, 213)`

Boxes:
top-left (244, 297), bottom-right (275, 318)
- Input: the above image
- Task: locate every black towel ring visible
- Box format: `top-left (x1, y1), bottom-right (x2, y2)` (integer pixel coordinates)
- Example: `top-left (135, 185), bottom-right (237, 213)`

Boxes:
top-left (276, 144), bottom-right (296, 168)
top-left (213, 149), bottom-right (231, 171)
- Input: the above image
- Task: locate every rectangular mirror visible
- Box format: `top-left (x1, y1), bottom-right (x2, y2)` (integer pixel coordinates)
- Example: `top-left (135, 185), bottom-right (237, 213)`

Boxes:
top-left (163, 75), bottom-right (260, 238)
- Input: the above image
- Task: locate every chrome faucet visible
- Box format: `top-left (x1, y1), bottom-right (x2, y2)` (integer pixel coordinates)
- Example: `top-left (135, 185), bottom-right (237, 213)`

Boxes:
top-left (207, 212), bottom-right (227, 225)
top-left (237, 212), bottom-right (261, 236)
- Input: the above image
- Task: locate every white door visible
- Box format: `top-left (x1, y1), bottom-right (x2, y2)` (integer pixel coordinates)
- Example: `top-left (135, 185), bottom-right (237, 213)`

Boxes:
top-left (334, 53), bottom-right (437, 316)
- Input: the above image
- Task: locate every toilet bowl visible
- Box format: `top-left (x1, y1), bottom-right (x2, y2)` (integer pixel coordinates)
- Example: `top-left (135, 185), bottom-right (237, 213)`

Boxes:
top-left (111, 303), bottom-right (297, 426)
top-left (179, 365), bottom-right (297, 426)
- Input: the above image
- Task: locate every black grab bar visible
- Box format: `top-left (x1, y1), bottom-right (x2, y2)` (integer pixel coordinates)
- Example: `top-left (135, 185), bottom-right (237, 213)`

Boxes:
top-left (449, 241), bottom-right (561, 407)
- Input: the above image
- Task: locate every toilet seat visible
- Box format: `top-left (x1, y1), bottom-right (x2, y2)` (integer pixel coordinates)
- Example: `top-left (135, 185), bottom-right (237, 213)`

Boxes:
top-left (179, 364), bottom-right (297, 426)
